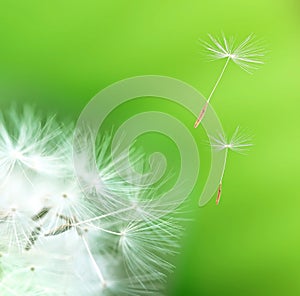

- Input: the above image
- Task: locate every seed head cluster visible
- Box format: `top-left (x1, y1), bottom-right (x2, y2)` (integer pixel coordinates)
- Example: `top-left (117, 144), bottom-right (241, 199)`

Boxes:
top-left (0, 107), bottom-right (181, 296)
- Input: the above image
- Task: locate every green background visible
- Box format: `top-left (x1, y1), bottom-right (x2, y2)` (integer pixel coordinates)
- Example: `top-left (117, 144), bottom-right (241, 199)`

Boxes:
top-left (0, 1), bottom-right (299, 295)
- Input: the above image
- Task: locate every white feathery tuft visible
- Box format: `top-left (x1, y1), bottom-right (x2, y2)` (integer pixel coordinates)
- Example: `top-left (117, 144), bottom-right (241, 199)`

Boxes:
top-left (202, 33), bottom-right (265, 73)
top-left (210, 127), bottom-right (253, 154)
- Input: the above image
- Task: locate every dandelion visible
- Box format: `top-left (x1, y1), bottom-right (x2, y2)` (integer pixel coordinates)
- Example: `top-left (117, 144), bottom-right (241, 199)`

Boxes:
top-left (0, 106), bottom-right (181, 295)
top-left (194, 33), bottom-right (265, 128)
top-left (209, 127), bottom-right (252, 205)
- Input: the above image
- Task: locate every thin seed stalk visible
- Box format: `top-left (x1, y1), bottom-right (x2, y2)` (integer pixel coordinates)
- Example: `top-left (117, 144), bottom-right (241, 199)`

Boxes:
top-left (194, 57), bottom-right (230, 128)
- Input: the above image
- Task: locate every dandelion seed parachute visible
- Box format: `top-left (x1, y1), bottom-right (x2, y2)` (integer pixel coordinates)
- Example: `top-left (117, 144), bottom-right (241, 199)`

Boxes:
top-left (0, 106), bottom-right (181, 295)
top-left (209, 127), bottom-right (253, 154)
top-left (194, 33), bottom-right (265, 127)
top-left (209, 127), bottom-right (252, 204)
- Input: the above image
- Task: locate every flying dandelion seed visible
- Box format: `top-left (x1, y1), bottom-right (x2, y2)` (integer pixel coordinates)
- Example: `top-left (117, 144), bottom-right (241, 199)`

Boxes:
top-left (209, 127), bottom-right (253, 205)
top-left (194, 33), bottom-right (265, 128)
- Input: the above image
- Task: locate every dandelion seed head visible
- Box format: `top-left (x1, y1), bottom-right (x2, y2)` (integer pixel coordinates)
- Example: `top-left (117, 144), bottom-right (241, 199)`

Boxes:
top-left (0, 106), bottom-right (181, 295)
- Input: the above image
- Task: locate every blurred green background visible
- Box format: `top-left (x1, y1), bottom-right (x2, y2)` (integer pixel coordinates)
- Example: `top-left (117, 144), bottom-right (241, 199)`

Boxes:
top-left (0, 1), bottom-right (299, 295)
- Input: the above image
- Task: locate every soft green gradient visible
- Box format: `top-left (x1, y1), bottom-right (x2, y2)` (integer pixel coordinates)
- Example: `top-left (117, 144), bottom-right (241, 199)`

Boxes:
top-left (0, 1), bottom-right (299, 295)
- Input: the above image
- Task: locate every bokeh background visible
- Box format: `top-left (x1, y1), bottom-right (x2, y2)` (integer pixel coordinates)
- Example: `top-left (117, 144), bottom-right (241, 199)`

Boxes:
top-left (0, 1), bottom-right (299, 295)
